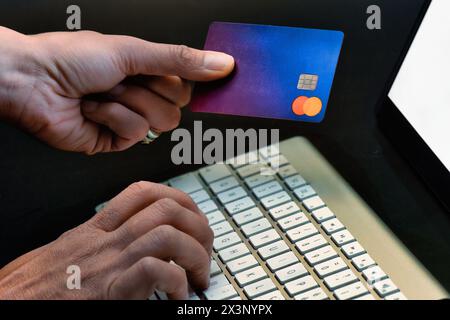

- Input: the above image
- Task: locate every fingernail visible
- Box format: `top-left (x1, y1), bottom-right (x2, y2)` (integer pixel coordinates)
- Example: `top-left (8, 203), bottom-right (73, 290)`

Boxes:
top-left (203, 52), bottom-right (235, 71)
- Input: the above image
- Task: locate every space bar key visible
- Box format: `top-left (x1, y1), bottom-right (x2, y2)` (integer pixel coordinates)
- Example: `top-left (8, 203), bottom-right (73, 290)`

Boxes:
top-left (204, 284), bottom-right (238, 300)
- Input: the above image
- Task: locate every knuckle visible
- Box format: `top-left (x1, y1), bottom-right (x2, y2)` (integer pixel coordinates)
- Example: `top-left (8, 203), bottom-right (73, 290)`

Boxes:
top-left (103, 102), bottom-right (119, 117)
top-left (204, 224), bottom-right (214, 246)
top-left (172, 266), bottom-right (188, 289)
top-left (172, 187), bottom-right (195, 206)
top-left (153, 198), bottom-right (179, 216)
top-left (127, 181), bottom-right (154, 195)
top-left (136, 123), bottom-right (150, 141)
top-left (138, 256), bottom-right (158, 277)
top-left (152, 224), bottom-right (178, 246)
top-left (193, 251), bottom-right (211, 289)
top-left (173, 45), bottom-right (203, 71)
top-left (175, 84), bottom-right (193, 107)
top-left (164, 107), bottom-right (181, 131)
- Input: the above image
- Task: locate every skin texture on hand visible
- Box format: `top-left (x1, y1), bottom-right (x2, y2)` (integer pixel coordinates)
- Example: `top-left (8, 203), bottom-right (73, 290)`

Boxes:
top-left (0, 27), bottom-right (234, 154)
top-left (0, 182), bottom-right (214, 300)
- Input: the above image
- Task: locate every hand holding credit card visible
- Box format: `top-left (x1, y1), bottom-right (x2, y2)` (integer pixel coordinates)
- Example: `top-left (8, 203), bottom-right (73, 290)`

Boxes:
top-left (191, 22), bottom-right (344, 123)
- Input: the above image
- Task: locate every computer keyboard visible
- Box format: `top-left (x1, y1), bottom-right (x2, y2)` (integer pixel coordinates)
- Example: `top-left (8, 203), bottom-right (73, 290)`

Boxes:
top-left (96, 144), bottom-right (407, 300)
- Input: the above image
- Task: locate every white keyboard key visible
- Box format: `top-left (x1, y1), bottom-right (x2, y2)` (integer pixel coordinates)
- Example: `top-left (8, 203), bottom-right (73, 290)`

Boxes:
top-left (295, 287), bottom-right (328, 300)
top-left (190, 189), bottom-right (210, 204)
top-left (218, 243), bottom-right (250, 262)
top-left (204, 284), bottom-right (238, 300)
top-left (217, 186), bottom-right (247, 204)
top-left (259, 144), bottom-right (280, 159)
top-left (261, 191), bottom-right (291, 209)
top-left (373, 279), bottom-right (399, 297)
top-left (312, 207), bottom-right (335, 223)
top-left (214, 232), bottom-right (241, 251)
top-left (266, 251), bottom-right (298, 271)
top-left (235, 266), bottom-right (267, 287)
top-left (95, 201), bottom-right (108, 213)
top-left (321, 218), bottom-right (345, 234)
top-left (284, 174), bottom-right (307, 190)
top-left (243, 278), bottom-right (276, 299)
top-left (255, 290), bottom-right (285, 300)
top-left (188, 292), bottom-right (201, 300)
top-left (209, 273), bottom-right (229, 289)
top-left (258, 240), bottom-right (290, 260)
top-left (302, 196), bottom-right (325, 212)
top-left (285, 275), bottom-right (318, 296)
top-left (352, 254), bottom-right (376, 271)
top-left (230, 151), bottom-right (259, 168)
top-left (210, 260), bottom-right (222, 276)
top-left (210, 176), bottom-right (239, 194)
top-left (331, 229), bottom-right (355, 246)
top-left (275, 263), bottom-right (308, 284)
top-left (293, 185), bottom-right (316, 200)
top-left (296, 234), bottom-right (327, 254)
top-left (233, 207), bottom-right (264, 226)
top-left (207, 210), bottom-right (226, 226)
top-left (260, 166), bottom-right (278, 176)
top-left (252, 181), bottom-right (283, 199)
top-left (341, 241), bottom-right (366, 258)
top-left (362, 266), bottom-right (387, 284)
top-left (198, 200), bottom-right (218, 214)
top-left (305, 245), bottom-right (338, 266)
top-left (245, 174), bottom-right (275, 189)
top-left (384, 292), bottom-right (407, 300)
top-left (226, 254), bottom-right (259, 275)
top-left (277, 165), bottom-right (298, 179)
top-left (211, 221), bottom-right (233, 237)
top-left (278, 212), bottom-right (309, 231)
top-left (324, 269), bottom-right (358, 290)
top-left (155, 290), bottom-right (168, 300)
top-left (237, 163), bottom-right (269, 179)
top-left (225, 197), bottom-right (255, 215)
top-left (169, 173), bottom-right (203, 194)
top-left (334, 282), bottom-right (368, 300)
top-left (269, 202), bottom-right (301, 220)
top-left (268, 154), bottom-right (288, 169)
top-left (287, 223), bottom-right (319, 242)
top-left (314, 257), bottom-right (347, 278)
top-left (241, 218), bottom-right (272, 237)
top-left (199, 164), bottom-right (231, 183)
top-left (354, 294), bottom-right (376, 300)
top-left (249, 229), bottom-right (281, 248)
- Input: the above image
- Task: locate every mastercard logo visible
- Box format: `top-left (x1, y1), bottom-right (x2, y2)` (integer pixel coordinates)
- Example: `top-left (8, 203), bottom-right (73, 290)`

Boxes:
top-left (292, 96), bottom-right (323, 117)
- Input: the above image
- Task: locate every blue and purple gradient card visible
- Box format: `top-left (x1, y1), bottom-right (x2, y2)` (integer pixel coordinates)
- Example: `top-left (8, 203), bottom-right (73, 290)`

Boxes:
top-left (190, 22), bottom-right (344, 122)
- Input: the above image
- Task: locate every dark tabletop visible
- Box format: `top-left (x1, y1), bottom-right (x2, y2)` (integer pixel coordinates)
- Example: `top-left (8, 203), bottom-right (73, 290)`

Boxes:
top-left (1, 0), bottom-right (449, 290)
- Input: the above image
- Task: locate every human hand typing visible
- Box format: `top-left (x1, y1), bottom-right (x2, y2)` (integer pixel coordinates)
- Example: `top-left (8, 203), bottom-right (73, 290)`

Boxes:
top-left (0, 182), bottom-right (213, 299)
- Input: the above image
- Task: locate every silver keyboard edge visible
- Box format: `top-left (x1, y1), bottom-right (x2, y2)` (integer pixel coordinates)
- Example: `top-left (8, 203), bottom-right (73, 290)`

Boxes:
top-left (280, 137), bottom-right (449, 300)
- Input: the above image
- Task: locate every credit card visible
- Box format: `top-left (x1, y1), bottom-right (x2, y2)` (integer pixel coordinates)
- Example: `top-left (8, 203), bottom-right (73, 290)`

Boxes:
top-left (190, 22), bottom-right (344, 123)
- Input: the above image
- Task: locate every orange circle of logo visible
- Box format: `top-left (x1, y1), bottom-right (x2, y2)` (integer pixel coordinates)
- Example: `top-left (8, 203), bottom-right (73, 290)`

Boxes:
top-left (292, 96), bottom-right (309, 116)
top-left (303, 97), bottom-right (322, 117)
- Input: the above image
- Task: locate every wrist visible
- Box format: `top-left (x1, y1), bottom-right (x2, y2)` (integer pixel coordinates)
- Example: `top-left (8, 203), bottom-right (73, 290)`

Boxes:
top-left (0, 27), bottom-right (43, 125)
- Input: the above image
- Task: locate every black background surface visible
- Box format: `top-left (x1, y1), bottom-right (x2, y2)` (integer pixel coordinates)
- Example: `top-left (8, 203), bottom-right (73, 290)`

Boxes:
top-left (0, 0), bottom-right (449, 290)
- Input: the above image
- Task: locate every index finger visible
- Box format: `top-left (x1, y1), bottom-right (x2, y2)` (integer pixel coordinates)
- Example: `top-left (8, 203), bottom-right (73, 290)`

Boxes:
top-left (90, 181), bottom-right (204, 232)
